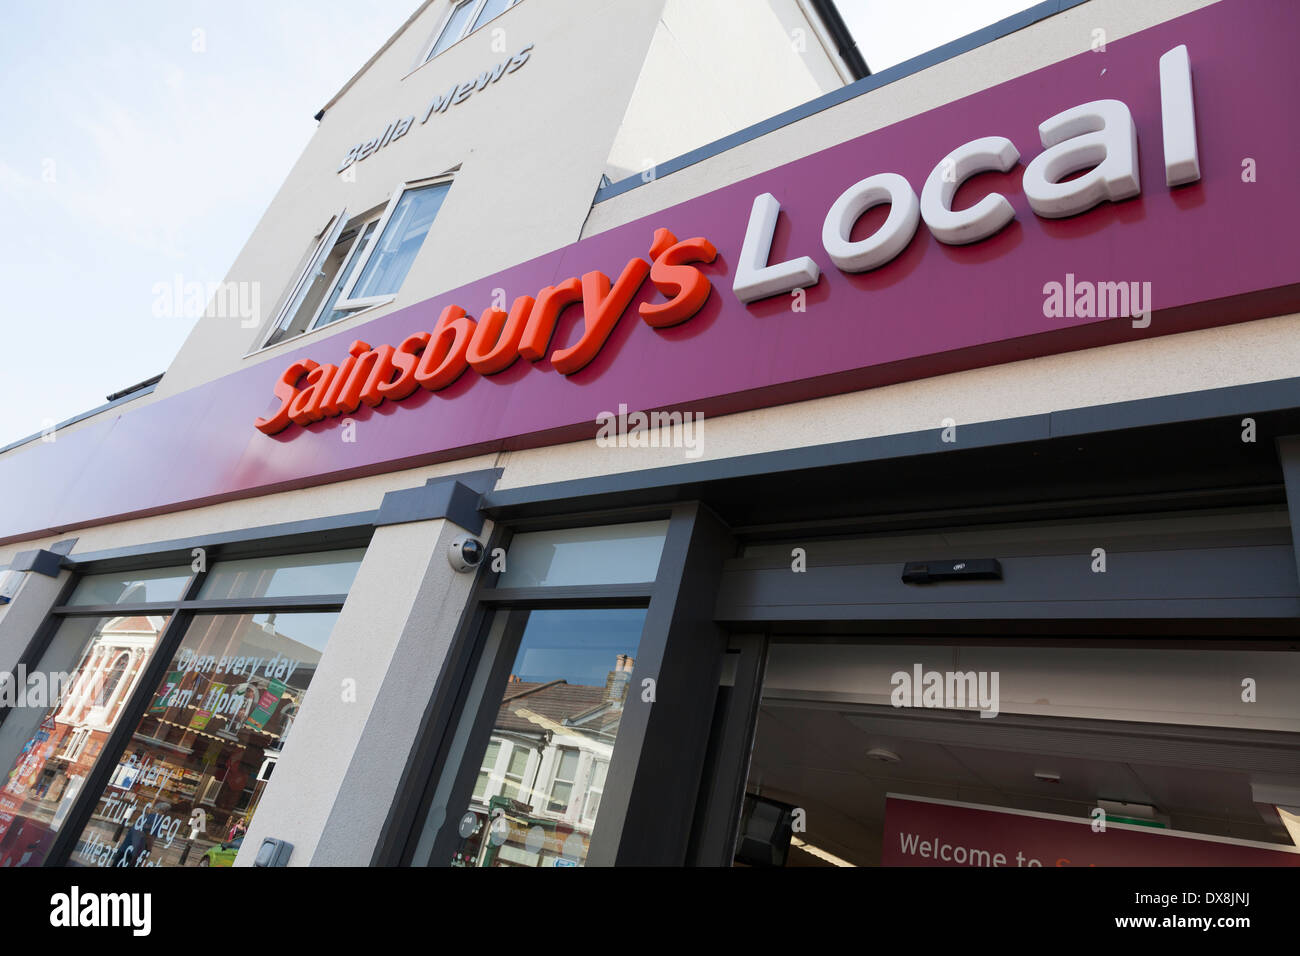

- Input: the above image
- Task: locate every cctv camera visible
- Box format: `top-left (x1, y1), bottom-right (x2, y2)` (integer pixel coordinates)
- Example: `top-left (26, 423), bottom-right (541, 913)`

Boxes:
top-left (449, 535), bottom-right (485, 572)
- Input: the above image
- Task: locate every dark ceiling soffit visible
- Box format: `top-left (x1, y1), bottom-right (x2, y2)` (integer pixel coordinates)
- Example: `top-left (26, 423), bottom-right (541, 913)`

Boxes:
top-left (480, 375), bottom-right (1300, 519)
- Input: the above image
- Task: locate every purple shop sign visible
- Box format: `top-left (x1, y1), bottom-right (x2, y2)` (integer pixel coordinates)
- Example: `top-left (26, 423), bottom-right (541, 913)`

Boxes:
top-left (3, 0), bottom-right (1299, 544)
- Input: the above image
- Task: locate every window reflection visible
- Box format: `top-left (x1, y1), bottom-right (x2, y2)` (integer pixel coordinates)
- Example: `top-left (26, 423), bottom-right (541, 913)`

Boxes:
top-left (0, 615), bottom-right (169, 867)
top-left (65, 612), bottom-right (337, 868)
top-left (451, 609), bottom-right (645, 867)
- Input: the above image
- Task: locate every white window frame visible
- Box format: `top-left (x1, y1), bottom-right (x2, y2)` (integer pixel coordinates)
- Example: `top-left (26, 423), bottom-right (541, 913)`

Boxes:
top-left (473, 738), bottom-right (503, 801)
top-left (254, 173), bottom-right (453, 352)
top-left (581, 757), bottom-right (608, 825)
top-left (307, 213), bottom-right (386, 324)
top-left (61, 727), bottom-right (89, 761)
top-left (257, 209), bottom-right (348, 350)
top-left (500, 743), bottom-right (531, 802)
top-left (328, 175), bottom-right (451, 315)
top-left (418, 0), bottom-right (523, 66)
top-left (546, 746), bottom-right (580, 814)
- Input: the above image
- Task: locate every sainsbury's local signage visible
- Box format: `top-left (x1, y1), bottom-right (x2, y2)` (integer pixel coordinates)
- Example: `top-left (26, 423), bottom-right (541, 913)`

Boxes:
top-left (337, 43), bottom-right (534, 173)
top-left (262, 43), bottom-right (1198, 436)
top-left (255, 227), bottom-right (716, 433)
top-left (1, 0), bottom-right (1296, 544)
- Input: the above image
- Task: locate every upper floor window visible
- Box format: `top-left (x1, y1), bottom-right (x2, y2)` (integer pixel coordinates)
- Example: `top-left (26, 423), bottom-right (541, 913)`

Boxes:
top-left (473, 740), bottom-right (502, 801)
top-left (260, 176), bottom-right (452, 350)
top-left (423, 0), bottom-right (521, 64)
top-left (94, 652), bottom-right (131, 707)
top-left (546, 747), bottom-right (580, 814)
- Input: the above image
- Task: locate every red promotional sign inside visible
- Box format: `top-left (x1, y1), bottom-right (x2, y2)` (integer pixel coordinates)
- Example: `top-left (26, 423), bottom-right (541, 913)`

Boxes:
top-left (882, 795), bottom-right (1300, 867)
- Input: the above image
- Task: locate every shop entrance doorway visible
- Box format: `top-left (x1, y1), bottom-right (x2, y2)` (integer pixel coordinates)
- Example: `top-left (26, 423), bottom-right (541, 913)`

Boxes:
top-left (727, 637), bottom-right (1300, 867)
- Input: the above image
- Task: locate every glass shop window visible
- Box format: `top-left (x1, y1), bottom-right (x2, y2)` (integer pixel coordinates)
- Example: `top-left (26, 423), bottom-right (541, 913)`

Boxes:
top-left (197, 549), bottom-right (365, 601)
top-left (436, 607), bottom-right (647, 867)
top-left (735, 640), bottom-right (1300, 867)
top-left (65, 567), bottom-right (192, 606)
top-left (0, 547), bottom-right (363, 867)
top-left (497, 520), bottom-right (669, 588)
top-left (66, 611), bottom-right (339, 868)
top-left (0, 615), bottom-right (171, 867)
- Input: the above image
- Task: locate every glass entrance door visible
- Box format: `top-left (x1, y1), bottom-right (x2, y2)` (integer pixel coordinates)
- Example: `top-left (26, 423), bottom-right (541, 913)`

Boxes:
top-left (730, 638), bottom-right (1300, 867)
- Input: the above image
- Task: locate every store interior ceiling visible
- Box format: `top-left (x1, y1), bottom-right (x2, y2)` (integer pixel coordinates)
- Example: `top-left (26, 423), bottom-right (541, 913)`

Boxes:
top-left (746, 700), bottom-right (1300, 867)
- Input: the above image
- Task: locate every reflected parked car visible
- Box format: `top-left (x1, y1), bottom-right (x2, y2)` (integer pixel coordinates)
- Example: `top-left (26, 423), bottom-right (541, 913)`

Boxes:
top-left (199, 835), bottom-right (242, 867)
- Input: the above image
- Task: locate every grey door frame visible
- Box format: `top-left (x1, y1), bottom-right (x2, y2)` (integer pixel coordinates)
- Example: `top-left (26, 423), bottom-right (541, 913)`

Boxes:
top-left (376, 500), bottom-right (738, 866)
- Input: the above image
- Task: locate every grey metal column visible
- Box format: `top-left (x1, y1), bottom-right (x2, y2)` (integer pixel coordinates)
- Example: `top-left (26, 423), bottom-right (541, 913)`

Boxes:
top-left (685, 632), bottom-right (768, 866)
top-left (586, 501), bottom-right (735, 866)
top-left (1278, 436), bottom-right (1300, 587)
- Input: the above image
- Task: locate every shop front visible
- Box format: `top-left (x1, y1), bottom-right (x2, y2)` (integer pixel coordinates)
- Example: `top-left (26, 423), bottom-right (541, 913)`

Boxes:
top-left (2, 0), bottom-right (1299, 868)
top-left (373, 397), bottom-right (1300, 866)
top-left (0, 549), bottom-right (367, 867)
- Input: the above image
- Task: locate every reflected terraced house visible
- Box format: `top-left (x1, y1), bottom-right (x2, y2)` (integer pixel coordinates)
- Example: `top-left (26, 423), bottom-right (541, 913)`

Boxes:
top-left (458, 654), bottom-right (632, 865)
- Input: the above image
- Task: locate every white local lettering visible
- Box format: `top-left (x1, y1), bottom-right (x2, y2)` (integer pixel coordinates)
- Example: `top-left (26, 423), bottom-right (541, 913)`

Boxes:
top-left (732, 44), bottom-right (1199, 302)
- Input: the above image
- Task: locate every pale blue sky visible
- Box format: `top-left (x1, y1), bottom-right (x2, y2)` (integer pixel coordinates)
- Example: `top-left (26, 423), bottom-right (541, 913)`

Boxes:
top-left (839, 0), bottom-right (1038, 73)
top-left (0, 0), bottom-right (1035, 449)
top-left (0, 0), bottom-right (419, 446)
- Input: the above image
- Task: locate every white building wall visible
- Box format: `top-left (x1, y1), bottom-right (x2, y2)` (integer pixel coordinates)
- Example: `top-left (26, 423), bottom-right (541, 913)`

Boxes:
top-left (154, 0), bottom-right (669, 400)
top-left (604, 0), bottom-right (846, 182)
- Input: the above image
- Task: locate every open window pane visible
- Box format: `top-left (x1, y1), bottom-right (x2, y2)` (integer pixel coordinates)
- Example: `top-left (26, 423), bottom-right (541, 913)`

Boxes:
top-left (262, 213), bottom-right (348, 348)
top-left (66, 611), bottom-right (338, 868)
top-left (471, 0), bottom-right (513, 32)
top-left (0, 614), bottom-right (171, 867)
top-left (347, 182), bottom-right (451, 301)
top-left (427, 0), bottom-right (476, 60)
top-left (311, 220), bottom-right (378, 329)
